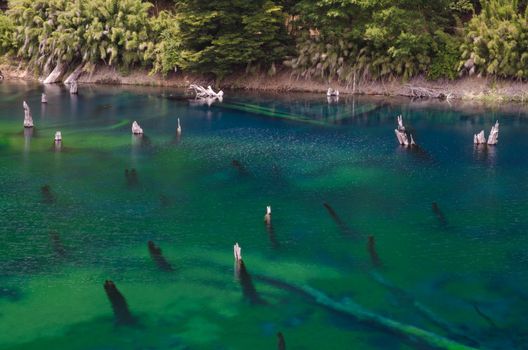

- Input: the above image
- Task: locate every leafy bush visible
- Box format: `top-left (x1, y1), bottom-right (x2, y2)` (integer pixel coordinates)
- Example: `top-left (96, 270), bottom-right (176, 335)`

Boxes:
top-left (460, 0), bottom-right (528, 79)
top-left (7, 0), bottom-right (155, 71)
top-left (0, 12), bottom-right (14, 54)
top-left (427, 31), bottom-right (461, 80)
top-left (288, 0), bottom-right (471, 82)
top-left (148, 11), bottom-right (179, 75)
top-left (161, 0), bottom-right (292, 78)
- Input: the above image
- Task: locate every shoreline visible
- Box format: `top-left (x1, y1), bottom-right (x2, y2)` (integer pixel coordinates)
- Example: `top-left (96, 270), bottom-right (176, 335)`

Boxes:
top-left (2, 61), bottom-right (528, 103)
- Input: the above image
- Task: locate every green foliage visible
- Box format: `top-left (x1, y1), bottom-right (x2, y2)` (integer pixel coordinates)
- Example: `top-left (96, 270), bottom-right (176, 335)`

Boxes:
top-left (160, 0), bottom-right (292, 78)
top-left (1, 0), bottom-right (527, 82)
top-left (288, 0), bottom-right (470, 82)
top-left (148, 11), bottom-right (179, 75)
top-left (7, 0), bottom-right (154, 71)
top-left (0, 12), bottom-right (14, 54)
top-left (428, 31), bottom-right (461, 80)
top-left (460, 0), bottom-right (528, 79)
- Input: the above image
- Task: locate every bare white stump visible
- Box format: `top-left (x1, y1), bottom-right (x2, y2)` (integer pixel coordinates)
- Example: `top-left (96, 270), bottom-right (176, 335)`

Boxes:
top-left (70, 81), bottom-right (78, 95)
top-left (397, 115), bottom-right (405, 131)
top-left (473, 130), bottom-right (486, 144)
top-left (487, 121), bottom-right (499, 145)
top-left (395, 129), bottom-right (409, 146)
top-left (264, 206), bottom-right (272, 224)
top-left (54, 131), bottom-right (62, 142)
top-left (394, 115), bottom-right (417, 146)
top-left (23, 101), bottom-right (33, 128)
top-left (41, 93), bottom-right (48, 104)
top-left (233, 243), bottom-right (242, 261)
top-left (177, 118), bottom-right (182, 134)
top-left (131, 121), bottom-right (143, 135)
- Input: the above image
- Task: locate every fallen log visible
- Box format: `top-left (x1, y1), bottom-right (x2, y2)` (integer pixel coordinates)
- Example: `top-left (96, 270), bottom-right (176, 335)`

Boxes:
top-left (256, 275), bottom-right (478, 350)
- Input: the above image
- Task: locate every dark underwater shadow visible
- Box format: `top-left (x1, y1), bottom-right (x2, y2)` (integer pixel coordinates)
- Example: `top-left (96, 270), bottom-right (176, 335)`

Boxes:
top-left (104, 280), bottom-right (136, 326)
top-left (235, 260), bottom-right (266, 305)
top-left (41, 184), bottom-right (56, 204)
top-left (147, 241), bottom-right (174, 272)
top-left (323, 202), bottom-right (360, 239)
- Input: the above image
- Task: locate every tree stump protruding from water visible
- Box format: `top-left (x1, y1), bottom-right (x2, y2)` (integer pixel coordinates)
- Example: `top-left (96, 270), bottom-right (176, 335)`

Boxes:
top-left (23, 101), bottom-right (33, 128)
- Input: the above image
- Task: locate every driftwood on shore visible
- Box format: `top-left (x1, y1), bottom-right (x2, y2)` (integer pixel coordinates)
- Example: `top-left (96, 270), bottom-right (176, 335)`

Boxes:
top-left (406, 85), bottom-right (454, 100)
top-left (189, 84), bottom-right (224, 99)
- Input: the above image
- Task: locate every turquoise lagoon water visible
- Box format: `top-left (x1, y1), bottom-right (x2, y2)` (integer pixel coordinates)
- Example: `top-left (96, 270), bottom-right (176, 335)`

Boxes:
top-left (1, 82), bottom-right (528, 349)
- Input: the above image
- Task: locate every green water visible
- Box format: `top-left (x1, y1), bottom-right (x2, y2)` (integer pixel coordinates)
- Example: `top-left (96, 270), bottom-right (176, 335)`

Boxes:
top-left (1, 82), bottom-right (528, 350)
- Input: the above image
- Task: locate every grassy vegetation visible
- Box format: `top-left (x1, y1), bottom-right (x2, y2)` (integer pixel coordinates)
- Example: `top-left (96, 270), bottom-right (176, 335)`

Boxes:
top-left (0, 0), bottom-right (527, 82)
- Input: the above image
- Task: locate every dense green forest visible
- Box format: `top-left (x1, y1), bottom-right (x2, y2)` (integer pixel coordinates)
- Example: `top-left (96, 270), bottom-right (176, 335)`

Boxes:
top-left (0, 0), bottom-right (527, 81)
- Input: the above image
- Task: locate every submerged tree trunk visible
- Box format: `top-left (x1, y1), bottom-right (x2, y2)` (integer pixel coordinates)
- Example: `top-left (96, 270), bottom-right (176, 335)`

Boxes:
top-left (255, 275), bottom-right (478, 350)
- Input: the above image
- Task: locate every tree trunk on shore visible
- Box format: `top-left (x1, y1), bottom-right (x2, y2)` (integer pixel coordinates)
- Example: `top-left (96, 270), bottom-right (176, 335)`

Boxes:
top-left (64, 64), bottom-right (85, 84)
top-left (43, 62), bottom-right (68, 84)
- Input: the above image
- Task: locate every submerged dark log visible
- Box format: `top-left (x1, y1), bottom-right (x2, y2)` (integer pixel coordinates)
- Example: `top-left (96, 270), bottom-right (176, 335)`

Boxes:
top-left (323, 202), bottom-right (357, 238)
top-left (132, 133), bottom-right (152, 148)
top-left (432, 202), bottom-right (448, 227)
top-left (236, 260), bottom-right (265, 305)
top-left (125, 168), bottom-right (139, 187)
top-left (49, 230), bottom-right (66, 258)
top-left (104, 280), bottom-right (134, 325)
top-left (265, 221), bottom-right (280, 249)
top-left (194, 258), bottom-right (478, 350)
top-left (277, 332), bottom-right (286, 350)
top-left (41, 185), bottom-right (55, 204)
top-left (0, 286), bottom-right (22, 302)
top-left (367, 235), bottom-right (382, 268)
top-left (408, 143), bottom-right (433, 162)
top-left (370, 272), bottom-right (479, 347)
top-left (159, 194), bottom-right (172, 208)
top-left (472, 303), bottom-right (498, 329)
top-left (171, 132), bottom-right (182, 145)
top-left (256, 274), bottom-right (477, 350)
top-left (147, 241), bottom-right (173, 271)
top-left (231, 159), bottom-right (249, 175)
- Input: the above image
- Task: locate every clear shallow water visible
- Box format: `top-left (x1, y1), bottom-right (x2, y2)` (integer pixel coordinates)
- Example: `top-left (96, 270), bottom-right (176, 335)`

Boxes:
top-left (1, 82), bottom-right (528, 350)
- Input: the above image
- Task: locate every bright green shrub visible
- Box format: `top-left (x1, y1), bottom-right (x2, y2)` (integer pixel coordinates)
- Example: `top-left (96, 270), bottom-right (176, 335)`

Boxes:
top-left (460, 0), bottom-right (528, 79)
top-left (0, 12), bottom-right (14, 54)
top-left (7, 0), bottom-right (155, 71)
